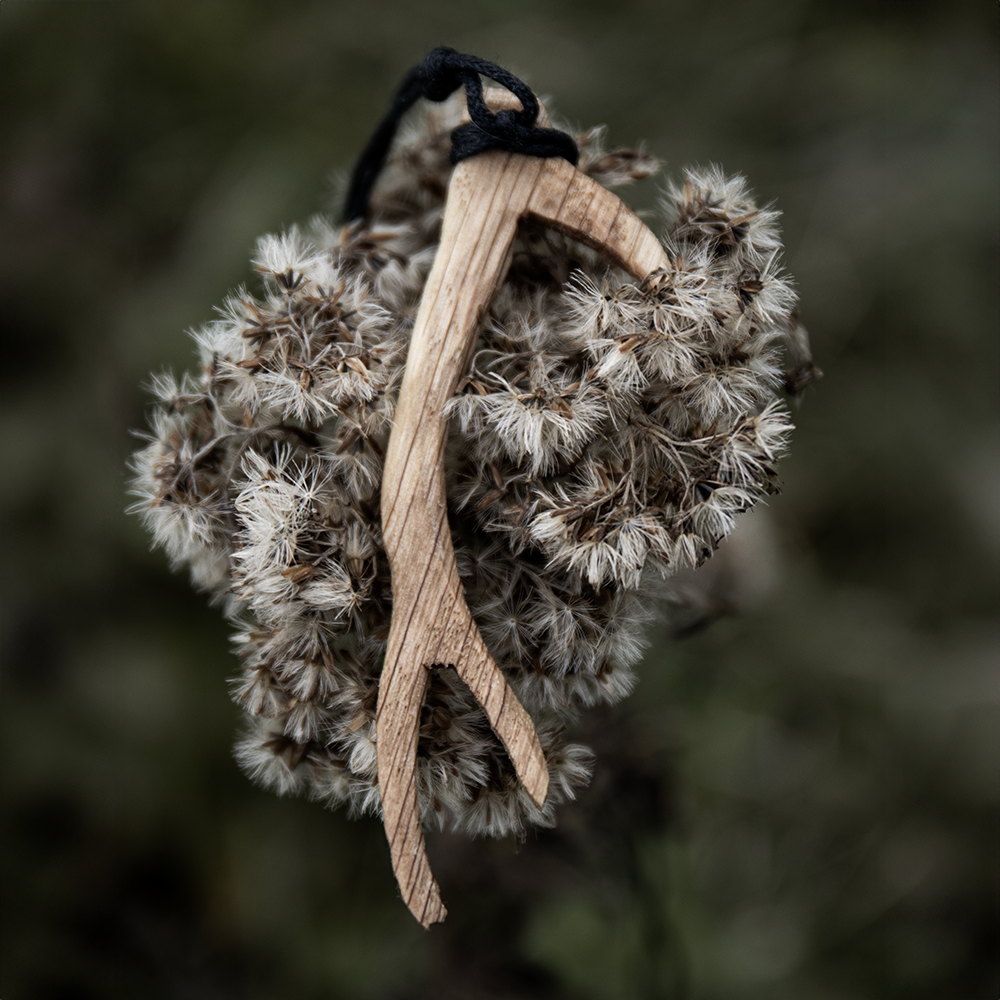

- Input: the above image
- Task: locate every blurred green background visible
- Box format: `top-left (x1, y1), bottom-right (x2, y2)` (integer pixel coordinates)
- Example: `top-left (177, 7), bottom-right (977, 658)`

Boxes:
top-left (1, 1), bottom-right (997, 997)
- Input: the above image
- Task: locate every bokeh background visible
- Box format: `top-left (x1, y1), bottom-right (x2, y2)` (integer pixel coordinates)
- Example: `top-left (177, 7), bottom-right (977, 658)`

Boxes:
top-left (2, 1), bottom-right (997, 997)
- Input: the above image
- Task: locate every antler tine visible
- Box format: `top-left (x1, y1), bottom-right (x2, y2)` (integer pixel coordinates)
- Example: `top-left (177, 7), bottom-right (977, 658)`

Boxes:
top-left (377, 93), bottom-right (670, 927)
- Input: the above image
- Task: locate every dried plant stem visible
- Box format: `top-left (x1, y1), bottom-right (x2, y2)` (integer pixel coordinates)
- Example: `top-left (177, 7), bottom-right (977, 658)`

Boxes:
top-left (378, 99), bottom-right (670, 926)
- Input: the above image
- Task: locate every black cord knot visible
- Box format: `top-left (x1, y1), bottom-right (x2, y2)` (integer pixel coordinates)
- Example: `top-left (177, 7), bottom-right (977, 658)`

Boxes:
top-left (343, 47), bottom-right (579, 223)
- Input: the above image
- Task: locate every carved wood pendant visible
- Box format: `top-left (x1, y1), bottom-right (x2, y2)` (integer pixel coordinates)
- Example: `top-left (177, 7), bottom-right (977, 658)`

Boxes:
top-left (377, 93), bottom-right (670, 926)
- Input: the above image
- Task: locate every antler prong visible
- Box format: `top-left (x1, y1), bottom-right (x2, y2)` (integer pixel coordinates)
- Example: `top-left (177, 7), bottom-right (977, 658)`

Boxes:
top-left (377, 92), bottom-right (670, 927)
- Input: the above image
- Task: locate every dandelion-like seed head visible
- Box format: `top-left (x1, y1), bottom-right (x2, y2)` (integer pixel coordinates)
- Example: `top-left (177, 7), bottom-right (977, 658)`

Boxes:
top-left (130, 98), bottom-right (814, 840)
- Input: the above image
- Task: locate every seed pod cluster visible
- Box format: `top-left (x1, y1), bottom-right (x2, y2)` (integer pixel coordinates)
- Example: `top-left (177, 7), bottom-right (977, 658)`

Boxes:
top-left (131, 97), bottom-right (814, 838)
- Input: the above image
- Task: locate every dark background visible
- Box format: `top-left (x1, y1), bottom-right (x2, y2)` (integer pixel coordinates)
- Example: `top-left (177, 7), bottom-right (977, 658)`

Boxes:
top-left (1, 1), bottom-right (997, 997)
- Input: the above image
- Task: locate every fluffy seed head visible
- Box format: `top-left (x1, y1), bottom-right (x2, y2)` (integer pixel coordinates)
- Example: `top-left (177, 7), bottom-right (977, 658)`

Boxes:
top-left (130, 98), bottom-right (813, 840)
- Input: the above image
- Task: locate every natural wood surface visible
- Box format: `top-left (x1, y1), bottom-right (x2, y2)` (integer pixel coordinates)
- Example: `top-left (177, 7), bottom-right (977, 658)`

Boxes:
top-left (377, 92), bottom-right (672, 927)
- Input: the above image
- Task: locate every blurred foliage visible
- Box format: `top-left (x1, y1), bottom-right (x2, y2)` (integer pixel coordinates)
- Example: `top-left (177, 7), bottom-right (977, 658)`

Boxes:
top-left (1, 1), bottom-right (997, 998)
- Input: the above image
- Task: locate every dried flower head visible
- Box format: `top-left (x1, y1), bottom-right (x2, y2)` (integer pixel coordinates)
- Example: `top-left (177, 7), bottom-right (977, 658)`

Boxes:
top-left (130, 95), bottom-right (814, 842)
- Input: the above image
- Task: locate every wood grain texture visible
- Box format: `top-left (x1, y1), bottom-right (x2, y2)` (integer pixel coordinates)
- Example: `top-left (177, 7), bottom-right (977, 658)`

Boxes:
top-left (377, 93), bottom-right (672, 927)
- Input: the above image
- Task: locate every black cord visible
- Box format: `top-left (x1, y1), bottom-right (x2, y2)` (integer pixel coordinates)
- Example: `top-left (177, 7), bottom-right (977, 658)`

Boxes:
top-left (342, 47), bottom-right (579, 223)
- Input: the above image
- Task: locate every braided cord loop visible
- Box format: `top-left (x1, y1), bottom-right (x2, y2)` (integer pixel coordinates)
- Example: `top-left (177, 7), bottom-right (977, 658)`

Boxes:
top-left (342, 47), bottom-right (578, 222)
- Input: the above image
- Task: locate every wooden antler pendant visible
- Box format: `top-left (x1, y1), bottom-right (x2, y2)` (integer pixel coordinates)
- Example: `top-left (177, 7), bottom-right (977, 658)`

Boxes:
top-left (378, 94), bottom-right (671, 927)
